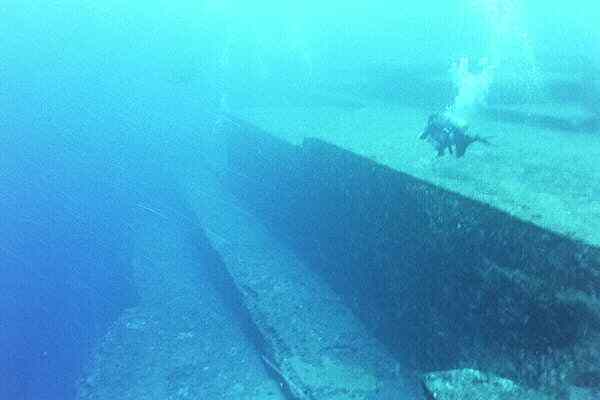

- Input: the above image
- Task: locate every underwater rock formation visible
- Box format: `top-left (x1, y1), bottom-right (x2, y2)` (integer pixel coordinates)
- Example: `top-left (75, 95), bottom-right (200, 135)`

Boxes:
top-left (421, 369), bottom-right (550, 400)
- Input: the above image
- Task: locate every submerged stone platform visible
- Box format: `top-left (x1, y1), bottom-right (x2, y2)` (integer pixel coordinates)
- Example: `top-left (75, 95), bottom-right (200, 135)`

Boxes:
top-left (181, 165), bottom-right (420, 399)
top-left (76, 209), bottom-right (284, 400)
top-left (75, 96), bottom-right (600, 399)
top-left (220, 111), bottom-right (600, 397)
top-left (232, 101), bottom-right (600, 247)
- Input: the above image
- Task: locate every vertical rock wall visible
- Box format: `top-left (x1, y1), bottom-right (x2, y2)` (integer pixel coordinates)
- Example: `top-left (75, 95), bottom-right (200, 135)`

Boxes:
top-left (225, 120), bottom-right (600, 392)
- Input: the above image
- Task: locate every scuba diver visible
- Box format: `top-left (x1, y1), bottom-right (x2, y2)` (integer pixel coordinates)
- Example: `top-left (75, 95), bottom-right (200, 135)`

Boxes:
top-left (420, 113), bottom-right (491, 158)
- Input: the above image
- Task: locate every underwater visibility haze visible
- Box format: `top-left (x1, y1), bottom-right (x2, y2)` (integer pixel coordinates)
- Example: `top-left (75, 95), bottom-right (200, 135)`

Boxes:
top-left (2, 1), bottom-right (600, 399)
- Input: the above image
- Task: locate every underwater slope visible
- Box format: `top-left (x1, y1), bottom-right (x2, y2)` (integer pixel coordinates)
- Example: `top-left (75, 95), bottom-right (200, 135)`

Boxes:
top-left (223, 120), bottom-right (600, 397)
top-left (181, 165), bottom-right (422, 399)
top-left (76, 208), bottom-right (283, 399)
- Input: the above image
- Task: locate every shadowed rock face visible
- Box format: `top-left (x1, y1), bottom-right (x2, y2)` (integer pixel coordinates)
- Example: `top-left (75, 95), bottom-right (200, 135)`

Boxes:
top-left (421, 369), bottom-right (550, 400)
top-left (225, 122), bottom-right (600, 395)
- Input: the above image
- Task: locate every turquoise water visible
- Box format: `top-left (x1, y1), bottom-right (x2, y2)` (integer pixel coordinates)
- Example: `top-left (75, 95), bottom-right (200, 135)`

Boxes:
top-left (2, 2), bottom-right (599, 399)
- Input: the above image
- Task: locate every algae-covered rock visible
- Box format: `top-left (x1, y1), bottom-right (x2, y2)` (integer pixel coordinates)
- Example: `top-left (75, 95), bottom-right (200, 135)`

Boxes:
top-left (421, 368), bottom-right (551, 400)
top-left (287, 355), bottom-right (379, 399)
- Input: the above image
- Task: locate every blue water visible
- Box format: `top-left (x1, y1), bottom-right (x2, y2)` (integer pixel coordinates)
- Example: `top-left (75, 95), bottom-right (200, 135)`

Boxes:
top-left (1, 5), bottom-right (199, 395)
top-left (1, 147), bottom-right (133, 398)
top-left (2, 2), bottom-right (599, 398)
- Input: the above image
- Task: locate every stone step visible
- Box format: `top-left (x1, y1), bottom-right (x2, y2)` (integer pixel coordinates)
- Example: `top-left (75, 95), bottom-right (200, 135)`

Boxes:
top-left (183, 172), bottom-right (420, 399)
top-left (77, 210), bottom-right (283, 400)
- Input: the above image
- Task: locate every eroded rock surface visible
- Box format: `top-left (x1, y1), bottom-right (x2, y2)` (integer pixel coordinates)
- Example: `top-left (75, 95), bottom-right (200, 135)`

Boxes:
top-left (421, 369), bottom-right (550, 400)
